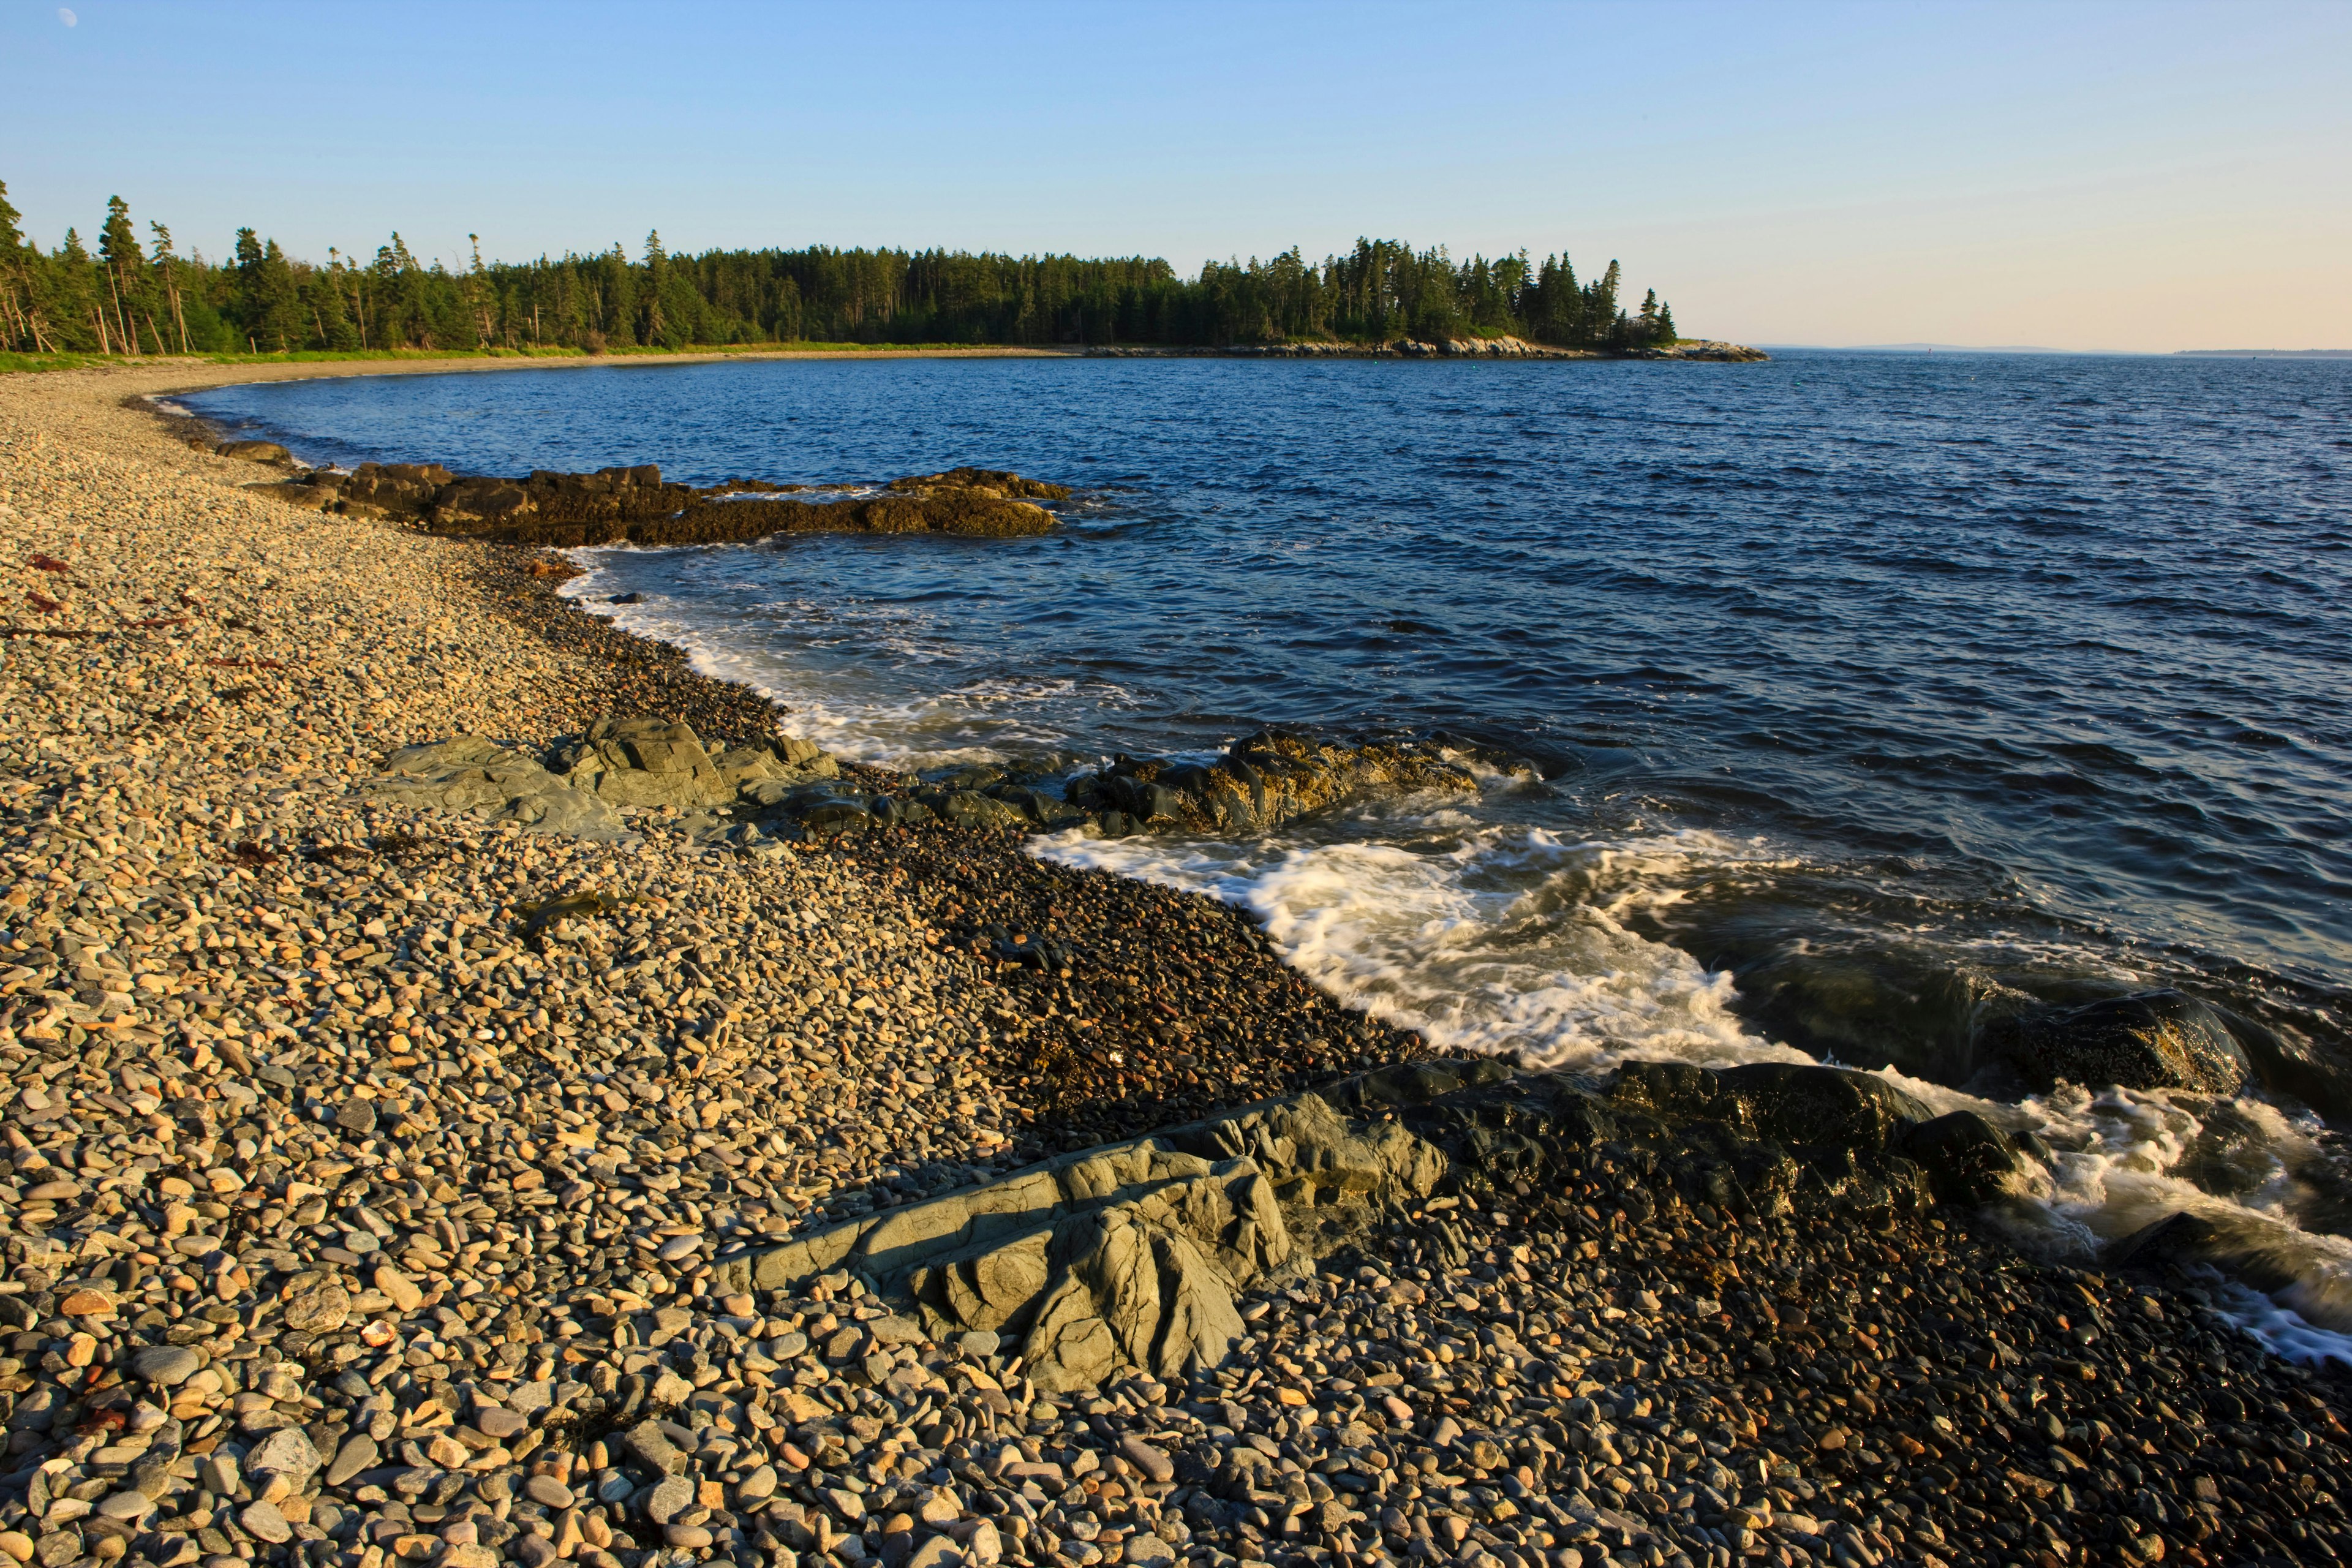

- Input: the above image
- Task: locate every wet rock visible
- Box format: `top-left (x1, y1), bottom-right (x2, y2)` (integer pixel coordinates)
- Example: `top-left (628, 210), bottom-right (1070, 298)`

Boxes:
top-left (216, 440), bottom-right (292, 462)
top-left (1066, 728), bottom-right (1476, 835)
top-left (1902, 1110), bottom-right (2026, 1203)
top-left (1988, 989), bottom-right (2250, 1095)
top-left (2107, 1210), bottom-right (2298, 1292)
top-left (888, 467), bottom-right (1071, 501)
top-left (921, 789), bottom-right (1031, 833)
top-left (1610, 1059), bottom-right (1931, 1150)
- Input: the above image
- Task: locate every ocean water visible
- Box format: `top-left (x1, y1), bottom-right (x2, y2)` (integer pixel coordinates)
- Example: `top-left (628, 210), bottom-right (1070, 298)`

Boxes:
top-left (182, 352), bottom-right (2352, 1349)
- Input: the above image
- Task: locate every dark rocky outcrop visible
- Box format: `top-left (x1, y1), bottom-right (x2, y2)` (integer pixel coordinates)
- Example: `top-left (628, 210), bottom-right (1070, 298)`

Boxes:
top-left (262, 461), bottom-right (1069, 547)
top-left (1986, 988), bottom-right (2252, 1095)
top-left (886, 466), bottom-right (1069, 500)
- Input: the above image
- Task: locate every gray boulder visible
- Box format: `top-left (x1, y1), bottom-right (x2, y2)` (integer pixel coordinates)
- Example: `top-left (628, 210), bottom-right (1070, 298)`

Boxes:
top-left (245, 1427), bottom-right (323, 1482)
top-left (549, 717), bottom-right (735, 810)
top-left (549, 720), bottom-right (840, 812)
top-left (360, 735), bottom-right (627, 839)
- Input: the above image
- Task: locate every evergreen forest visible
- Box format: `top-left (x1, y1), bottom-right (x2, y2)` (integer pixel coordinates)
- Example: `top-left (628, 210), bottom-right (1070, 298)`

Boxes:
top-left (0, 181), bottom-right (1681, 358)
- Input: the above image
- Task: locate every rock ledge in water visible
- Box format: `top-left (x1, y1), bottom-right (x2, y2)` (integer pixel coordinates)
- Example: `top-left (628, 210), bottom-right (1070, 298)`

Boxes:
top-left (1987, 988), bottom-right (2251, 1096)
top-left (257, 459), bottom-right (1069, 547)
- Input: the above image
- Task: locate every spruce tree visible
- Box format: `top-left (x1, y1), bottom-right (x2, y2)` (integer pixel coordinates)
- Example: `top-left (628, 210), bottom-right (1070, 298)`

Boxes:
top-left (148, 221), bottom-right (190, 353)
top-left (0, 180), bottom-right (25, 351)
top-left (98, 195), bottom-right (143, 352)
top-left (55, 228), bottom-right (100, 351)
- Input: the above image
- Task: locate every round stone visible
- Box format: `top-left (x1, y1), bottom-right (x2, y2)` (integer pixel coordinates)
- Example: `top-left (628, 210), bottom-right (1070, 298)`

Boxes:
top-left (130, 1345), bottom-right (203, 1388)
top-left (523, 1476), bottom-right (573, 1509)
top-left (239, 1501), bottom-right (292, 1545)
top-left (475, 1408), bottom-right (529, 1441)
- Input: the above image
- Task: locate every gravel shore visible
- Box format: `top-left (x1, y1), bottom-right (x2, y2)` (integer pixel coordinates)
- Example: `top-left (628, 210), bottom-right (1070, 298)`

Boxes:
top-left (0, 362), bottom-right (2343, 1568)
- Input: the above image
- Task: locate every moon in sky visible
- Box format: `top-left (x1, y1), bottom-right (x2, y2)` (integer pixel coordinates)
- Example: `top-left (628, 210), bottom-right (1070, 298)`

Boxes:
top-left (58, 7), bottom-right (76, 24)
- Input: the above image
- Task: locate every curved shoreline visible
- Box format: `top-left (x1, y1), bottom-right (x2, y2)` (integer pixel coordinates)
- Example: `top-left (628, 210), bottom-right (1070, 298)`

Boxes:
top-left (0, 364), bottom-right (2341, 1568)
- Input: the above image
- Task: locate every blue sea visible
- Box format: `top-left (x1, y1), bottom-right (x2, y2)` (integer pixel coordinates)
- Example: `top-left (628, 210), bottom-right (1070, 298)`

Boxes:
top-left (181, 350), bottom-right (2352, 1349)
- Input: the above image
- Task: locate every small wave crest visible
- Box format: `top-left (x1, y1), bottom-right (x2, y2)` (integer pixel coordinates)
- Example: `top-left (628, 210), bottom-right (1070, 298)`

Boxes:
top-left (1041, 822), bottom-right (1804, 1069)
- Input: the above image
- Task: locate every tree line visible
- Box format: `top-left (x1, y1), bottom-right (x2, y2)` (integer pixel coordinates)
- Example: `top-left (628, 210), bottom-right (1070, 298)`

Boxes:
top-left (0, 181), bottom-right (1681, 357)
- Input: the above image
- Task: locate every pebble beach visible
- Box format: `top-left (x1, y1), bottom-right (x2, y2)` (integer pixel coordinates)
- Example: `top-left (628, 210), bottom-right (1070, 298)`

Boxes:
top-left (0, 361), bottom-right (2346, 1568)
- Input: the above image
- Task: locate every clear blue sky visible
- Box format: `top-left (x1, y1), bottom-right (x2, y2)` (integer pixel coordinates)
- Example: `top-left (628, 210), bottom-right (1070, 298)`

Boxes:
top-left (4, 0), bottom-right (2345, 350)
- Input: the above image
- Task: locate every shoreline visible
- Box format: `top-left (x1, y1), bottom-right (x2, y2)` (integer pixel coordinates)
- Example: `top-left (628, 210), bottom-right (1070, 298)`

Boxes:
top-left (0, 364), bottom-right (2340, 1568)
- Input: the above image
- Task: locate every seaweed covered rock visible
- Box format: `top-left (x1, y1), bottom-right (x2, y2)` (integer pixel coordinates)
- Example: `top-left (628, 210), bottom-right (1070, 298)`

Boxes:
top-left (885, 467), bottom-right (1071, 500)
top-left (1986, 989), bottom-right (2251, 1095)
top-left (714, 476), bottom-right (1060, 541)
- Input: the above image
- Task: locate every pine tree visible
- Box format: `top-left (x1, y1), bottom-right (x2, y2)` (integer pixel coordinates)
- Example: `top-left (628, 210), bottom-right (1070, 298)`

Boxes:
top-left (1656, 298), bottom-right (1676, 342)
